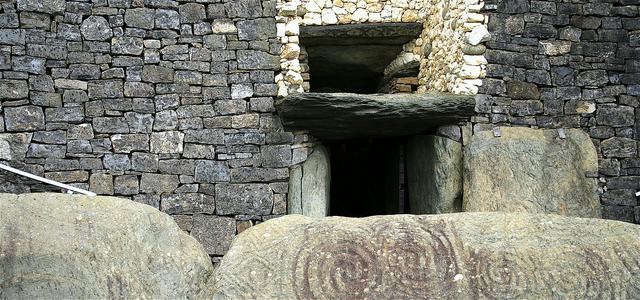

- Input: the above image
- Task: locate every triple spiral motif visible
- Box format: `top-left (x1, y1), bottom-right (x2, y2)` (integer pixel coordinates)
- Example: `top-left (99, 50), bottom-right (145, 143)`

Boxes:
top-left (287, 218), bottom-right (630, 299)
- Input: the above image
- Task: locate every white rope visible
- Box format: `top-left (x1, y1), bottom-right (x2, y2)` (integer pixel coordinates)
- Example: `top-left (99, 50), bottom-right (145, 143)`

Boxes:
top-left (0, 163), bottom-right (96, 196)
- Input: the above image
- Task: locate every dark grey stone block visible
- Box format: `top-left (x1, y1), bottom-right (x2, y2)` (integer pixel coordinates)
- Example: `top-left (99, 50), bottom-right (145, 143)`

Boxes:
top-left (195, 160), bottom-right (229, 183)
top-left (5, 106), bottom-right (45, 131)
top-left (215, 183), bottom-right (273, 215)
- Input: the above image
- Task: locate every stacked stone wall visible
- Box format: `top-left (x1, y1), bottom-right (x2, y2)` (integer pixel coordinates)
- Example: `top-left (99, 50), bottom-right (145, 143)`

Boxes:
top-left (478, 0), bottom-right (640, 223)
top-left (0, 0), bottom-right (298, 262)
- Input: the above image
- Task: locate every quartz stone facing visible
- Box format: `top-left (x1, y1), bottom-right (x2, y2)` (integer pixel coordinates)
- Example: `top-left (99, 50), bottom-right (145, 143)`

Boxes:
top-left (0, 0), bottom-right (299, 262)
top-left (476, 0), bottom-right (640, 224)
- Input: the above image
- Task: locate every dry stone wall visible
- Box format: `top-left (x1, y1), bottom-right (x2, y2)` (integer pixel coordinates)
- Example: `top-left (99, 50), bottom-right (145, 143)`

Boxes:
top-left (476, 0), bottom-right (640, 223)
top-left (0, 0), bottom-right (299, 261)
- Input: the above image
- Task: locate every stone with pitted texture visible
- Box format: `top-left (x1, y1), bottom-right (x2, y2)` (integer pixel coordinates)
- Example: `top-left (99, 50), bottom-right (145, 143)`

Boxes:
top-left (208, 213), bottom-right (640, 299)
top-left (406, 135), bottom-right (462, 214)
top-left (288, 145), bottom-right (330, 217)
top-left (0, 193), bottom-right (214, 299)
top-left (463, 127), bottom-right (600, 218)
top-left (80, 16), bottom-right (112, 41)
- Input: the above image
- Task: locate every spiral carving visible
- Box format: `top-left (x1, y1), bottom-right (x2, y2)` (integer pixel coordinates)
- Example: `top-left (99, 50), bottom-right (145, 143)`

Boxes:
top-left (541, 247), bottom-right (611, 299)
top-left (292, 225), bottom-right (382, 300)
top-left (216, 255), bottom-right (277, 299)
top-left (374, 219), bottom-right (461, 298)
top-left (469, 249), bottom-right (536, 299)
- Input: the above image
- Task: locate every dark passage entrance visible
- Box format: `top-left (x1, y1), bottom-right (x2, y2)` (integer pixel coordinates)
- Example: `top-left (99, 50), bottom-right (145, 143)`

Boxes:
top-left (329, 138), bottom-right (409, 217)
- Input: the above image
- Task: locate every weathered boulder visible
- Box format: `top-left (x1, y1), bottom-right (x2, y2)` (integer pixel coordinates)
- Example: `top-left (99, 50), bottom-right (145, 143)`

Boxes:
top-left (0, 193), bottom-right (214, 299)
top-left (463, 127), bottom-right (600, 217)
top-left (406, 135), bottom-right (462, 214)
top-left (210, 213), bottom-right (640, 299)
top-left (288, 145), bottom-right (330, 217)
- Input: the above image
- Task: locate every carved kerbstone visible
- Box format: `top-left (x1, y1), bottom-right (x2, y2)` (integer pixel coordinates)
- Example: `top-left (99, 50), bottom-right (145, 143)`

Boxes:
top-left (210, 213), bottom-right (640, 299)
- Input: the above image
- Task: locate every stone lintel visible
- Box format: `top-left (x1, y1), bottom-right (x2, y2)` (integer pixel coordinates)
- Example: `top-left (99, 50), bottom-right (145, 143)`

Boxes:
top-left (300, 23), bottom-right (423, 46)
top-left (275, 92), bottom-right (476, 140)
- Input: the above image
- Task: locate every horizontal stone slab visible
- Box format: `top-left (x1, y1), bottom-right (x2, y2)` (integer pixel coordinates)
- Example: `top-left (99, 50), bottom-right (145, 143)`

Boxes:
top-left (276, 92), bottom-right (476, 140)
top-left (300, 23), bottom-right (423, 46)
top-left (210, 213), bottom-right (640, 299)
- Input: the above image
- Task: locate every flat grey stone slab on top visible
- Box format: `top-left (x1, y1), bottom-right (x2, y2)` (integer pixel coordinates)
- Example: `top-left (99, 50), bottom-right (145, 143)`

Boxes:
top-left (276, 92), bottom-right (476, 140)
top-left (210, 213), bottom-right (640, 299)
top-left (0, 193), bottom-right (213, 299)
top-left (463, 127), bottom-right (601, 218)
top-left (300, 22), bottom-right (423, 46)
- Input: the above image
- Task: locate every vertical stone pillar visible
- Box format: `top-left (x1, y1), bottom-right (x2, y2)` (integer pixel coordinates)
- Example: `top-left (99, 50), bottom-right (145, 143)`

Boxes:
top-left (406, 135), bottom-right (463, 214)
top-left (288, 144), bottom-right (330, 217)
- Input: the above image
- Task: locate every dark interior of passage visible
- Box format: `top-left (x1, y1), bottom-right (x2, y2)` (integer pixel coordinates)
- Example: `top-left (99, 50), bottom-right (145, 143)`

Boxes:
top-left (328, 138), bottom-right (409, 217)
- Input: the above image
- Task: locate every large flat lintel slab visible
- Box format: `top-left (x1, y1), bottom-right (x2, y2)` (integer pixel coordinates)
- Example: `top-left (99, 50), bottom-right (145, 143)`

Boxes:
top-left (300, 23), bottom-right (423, 46)
top-left (275, 92), bottom-right (476, 141)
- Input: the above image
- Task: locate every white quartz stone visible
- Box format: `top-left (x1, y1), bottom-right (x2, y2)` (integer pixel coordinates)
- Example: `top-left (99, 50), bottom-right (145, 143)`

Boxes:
top-left (369, 12), bottom-right (382, 22)
top-left (281, 43), bottom-right (300, 60)
top-left (463, 55), bottom-right (487, 66)
top-left (285, 70), bottom-right (304, 84)
top-left (321, 9), bottom-right (338, 24)
top-left (285, 20), bottom-right (299, 35)
top-left (465, 13), bottom-right (485, 22)
top-left (304, 1), bottom-right (322, 12)
top-left (303, 13), bottom-right (322, 25)
top-left (465, 25), bottom-right (490, 46)
top-left (276, 23), bottom-right (286, 37)
top-left (352, 8), bottom-right (368, 22)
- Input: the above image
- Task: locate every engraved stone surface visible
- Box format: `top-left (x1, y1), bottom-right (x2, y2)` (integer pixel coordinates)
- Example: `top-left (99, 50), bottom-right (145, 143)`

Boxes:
top-left (300, 23), bottom-right (423, 46)
top-left (209, 213), bottom-right (640, 299)
top-left (463, 127), bottom-right (600, 218)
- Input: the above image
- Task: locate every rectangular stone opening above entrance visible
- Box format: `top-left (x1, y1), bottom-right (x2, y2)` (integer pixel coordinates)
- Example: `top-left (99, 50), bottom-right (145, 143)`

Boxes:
top-left (298, 23), bottom-right (423, 94)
